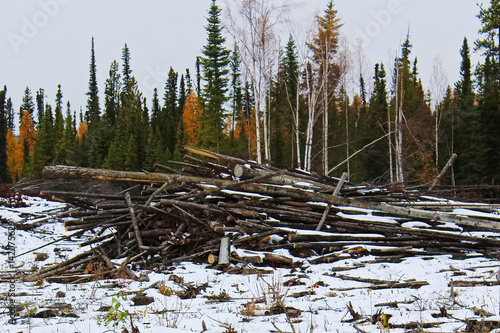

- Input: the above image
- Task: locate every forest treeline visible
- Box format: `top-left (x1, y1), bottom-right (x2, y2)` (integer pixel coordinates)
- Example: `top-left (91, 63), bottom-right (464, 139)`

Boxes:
top-left (1, 0), bottom-right (499, 187)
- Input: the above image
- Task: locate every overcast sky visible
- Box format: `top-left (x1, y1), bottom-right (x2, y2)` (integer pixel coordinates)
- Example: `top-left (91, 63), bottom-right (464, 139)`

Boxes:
top-left (0, 0), bottom-right (485, 131)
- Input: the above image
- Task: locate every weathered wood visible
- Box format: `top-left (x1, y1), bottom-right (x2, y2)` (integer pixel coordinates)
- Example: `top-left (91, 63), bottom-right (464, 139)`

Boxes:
top-left (126, 192), bottom-right (144, 250)
top-left (316, 172), bottom-right (348, 231)
top-left (218, 237), bottom-right (230, 266)
top-left (43, 165), bottom-right (236, 187)
top-left (429, 153), bottom-right (457, 191)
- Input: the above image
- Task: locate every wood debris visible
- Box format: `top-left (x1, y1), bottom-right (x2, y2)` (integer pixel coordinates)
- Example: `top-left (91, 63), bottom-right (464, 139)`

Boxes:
top-left (15, 146), bottom-right (500, 283)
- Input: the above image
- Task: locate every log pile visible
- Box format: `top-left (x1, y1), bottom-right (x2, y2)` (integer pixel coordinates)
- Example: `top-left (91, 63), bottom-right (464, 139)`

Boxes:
top-left (19, 146), bottom-right (500, 282)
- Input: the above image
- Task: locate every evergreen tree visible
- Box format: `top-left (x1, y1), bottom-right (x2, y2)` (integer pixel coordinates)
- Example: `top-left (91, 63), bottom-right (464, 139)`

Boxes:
top-left (56, 101), bottom-right (77, 165)
top-left (268, 37), bottom-right (300, 167)
top-left (178, 74), bottom-right (187, 115)
top-left (196, 56), bottom-right (201, 96)
top-left (6, 97), bottom-right (14, 130)
top-left (176, 74), bottom-right (187, 156)
top-left (455, 37), bottom-right (482, 184)
top-left (53, 85), bottom-right (65, 158)
top-left (30, 104), bottom-right (54, 178)
top-left (19, 87), bottom-right (35, 128)
top-left (476, 0), bottom-right (500, 59)
top-left (0, 87), bottom-right (11, 183)
top-left (199, 0), bottom-right (230, 151)
top-left (35, 88), bottom-right (45, 129)
top-left (362, 63), bottom-right (389, 182)
top-left (122, 44), bottom-right (132, 89)
top-left (104, 60), bottom-right (121, 128)
top-left (86, 37), bottom-right (100, 129)
top-left (106, 77), bottom-right (146, 171)
top-left (391, 34), bottom-right (436, 183)
top-left (161, 67), bottom-right (178, 156)
top-left (186, 69), bottom-right (193, 93)
top-left (229, 43), bottom-right (243, 138)
top-left (477, 55), bottom-right (500, 182)
top-left (150, 88), bottom-right (161, 131)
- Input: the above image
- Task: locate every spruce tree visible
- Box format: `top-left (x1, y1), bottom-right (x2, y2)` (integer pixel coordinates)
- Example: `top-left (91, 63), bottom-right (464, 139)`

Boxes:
top-left (122, 44), bottom-right (132, 89)
top-left (363, 63), bottom-right (389, 182)
top-left (104, 60), bottom-right (121, 128)
top-left (477, 55), bottom-right (500, 182)
top-left (199, 0), bottom-right (230, 151)
top-left (56, 101), bottom-right (77, 165)
top-left (162, 67), bottom-right (178, 156)
top-left (176, 74), bottom-right (187, 156)
top-left (53, 85), bottom-right (65, 159)
top-left (186, 69), bottom-right (193, 93)
top-left (0, 87), bottom-right (11, 183)
top-left (86, 37), bottom-right (100, 129)
top-left (6, 97), bottom-right (14, 130)
top-left (229, 43), bottom-right (243, 137)
top-left (30, 104), bottom-right (54, 178)
top-left (35, 88), bottom-right (45, 129)
top-left (150, 88), bottom-right (161, 131)
top-left (19, 87), bottom-right (35, 128)
top-left (455, 37), bottom-right (482, 184)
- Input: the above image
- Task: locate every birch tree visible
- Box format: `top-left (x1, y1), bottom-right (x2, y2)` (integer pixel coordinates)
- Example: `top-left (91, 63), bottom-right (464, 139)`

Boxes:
top-left (307, 0), bottom-right (342, 174)
top-left (225, 0), bottom-right (291, 163)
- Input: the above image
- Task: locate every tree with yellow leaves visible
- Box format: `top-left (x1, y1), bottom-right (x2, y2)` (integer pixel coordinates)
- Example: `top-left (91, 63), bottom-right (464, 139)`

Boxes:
top-left (182, 90), bottom-right (203, 146)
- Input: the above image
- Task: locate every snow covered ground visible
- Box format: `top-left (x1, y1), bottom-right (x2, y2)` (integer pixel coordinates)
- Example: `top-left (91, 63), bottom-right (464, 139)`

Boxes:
top-left (1, 195), bottom-right (500, 333)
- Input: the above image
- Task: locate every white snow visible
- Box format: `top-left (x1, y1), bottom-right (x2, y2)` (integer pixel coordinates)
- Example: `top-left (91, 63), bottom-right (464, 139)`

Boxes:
top-left (0, 195), bottom-right (499, 333)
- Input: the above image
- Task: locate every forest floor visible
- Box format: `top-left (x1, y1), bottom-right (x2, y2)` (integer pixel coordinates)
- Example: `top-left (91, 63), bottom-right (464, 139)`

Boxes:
top-left (1, 194), bottom-right (500, 333)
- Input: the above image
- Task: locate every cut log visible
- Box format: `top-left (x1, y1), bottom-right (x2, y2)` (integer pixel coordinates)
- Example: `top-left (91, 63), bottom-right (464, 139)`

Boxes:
top-left (218, 237), bottom-right (230, 266)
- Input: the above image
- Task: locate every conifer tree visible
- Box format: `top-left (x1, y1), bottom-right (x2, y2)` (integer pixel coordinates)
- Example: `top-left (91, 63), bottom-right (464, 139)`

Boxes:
top-left (0, 87), bottom-right (11, 183)
top-left (477, 55), bottom-right (500, 182)
top-left (55, 101), bottom-right (77, 165)
top-left (455, 37), bottom-right (482, 184)
top-left (30, 104), bottom-right (54, 178)
top-left (122, 44), bottom-right (132, 89)
top-left (104, 60), bottom-right (121, 128)
top-left (6, 97), bottom-right (14, 130)
top-left (362, 63), bottom-right (389, 182)
top-left (106, 77), bottom-right (146, 170)
top-left (86, 37), bottom-right (100, 129)
top-left (196, 56), bottom-right (202, 96)
top-left (199, 0), bottom-right (230, 151)
top-left (268, 37), bottom-right (299, 167)
top-left (176, 74), bottom-right (187, 156)
top-left (35, 88), bottom-right (44, 129)
top-left (86, 38), bottom-right (105, 168)
top-left (18, 110), bottom-right (36, 174)
top-left (162, 67), bottom-right (179, 156)
top-left (53, 85), bottom-right (65, 158)
top-left (150, 88), bottom-right (161, 131)
top-left (229, 43), bottom-right (243, 138)
top-left (19, 87), bottom-right (35, 128)
top-left (186, 69), bottom-right (193, 93)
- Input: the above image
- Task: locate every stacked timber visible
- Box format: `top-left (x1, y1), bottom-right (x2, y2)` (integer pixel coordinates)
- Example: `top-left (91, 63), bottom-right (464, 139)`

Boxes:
top-left (20, 146), bottom-right (500, 282)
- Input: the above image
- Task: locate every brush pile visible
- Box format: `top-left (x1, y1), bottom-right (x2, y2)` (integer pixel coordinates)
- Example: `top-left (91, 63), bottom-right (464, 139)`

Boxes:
top-left (17, 147), bottom-right (500, 283)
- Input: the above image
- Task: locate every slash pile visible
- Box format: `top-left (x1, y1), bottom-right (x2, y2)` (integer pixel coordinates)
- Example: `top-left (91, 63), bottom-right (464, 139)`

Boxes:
top-left (18, 147), bottom-right (500, 283)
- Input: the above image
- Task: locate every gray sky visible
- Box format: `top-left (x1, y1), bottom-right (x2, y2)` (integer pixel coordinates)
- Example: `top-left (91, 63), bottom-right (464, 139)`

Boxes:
top-left (0, 0), bottom-right (484, 131)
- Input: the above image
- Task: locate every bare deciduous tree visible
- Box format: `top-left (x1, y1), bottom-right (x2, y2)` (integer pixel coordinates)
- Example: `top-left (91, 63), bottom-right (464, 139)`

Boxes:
top-left (224, 0), bottom-right (292, 164)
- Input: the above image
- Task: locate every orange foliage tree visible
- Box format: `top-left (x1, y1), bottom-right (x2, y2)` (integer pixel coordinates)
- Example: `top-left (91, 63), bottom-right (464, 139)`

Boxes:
top-left (18, 110), bottom-right (36, 155)
top-left (15, 110), bottom-right (37, 176)
top-left (6, 128), bottom-right (21, 181)
top-left (182, 90), bottom-right (202, 146)
top-left (76, 121), bottom-right (88, 141)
